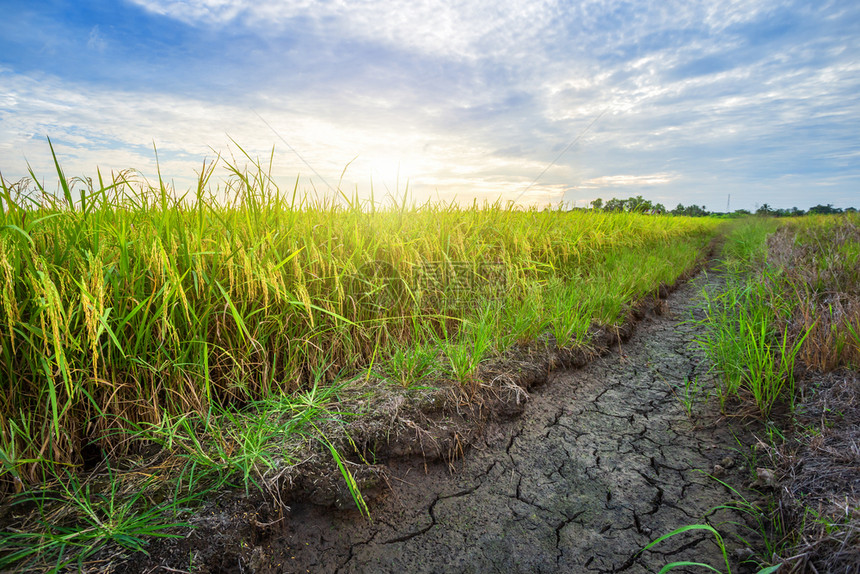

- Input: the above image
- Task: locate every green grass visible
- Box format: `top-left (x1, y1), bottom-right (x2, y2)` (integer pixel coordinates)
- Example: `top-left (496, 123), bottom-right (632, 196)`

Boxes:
top-left (0, 464), bottom-right (201, 572)
top-left (123, 369), bottom-right (358, 495)
top-left (641, 522), bottom-right (781, 574)
top-left (667, 213), bottom-right (860, 573)
top-left (719, 217), bottom-right (779, 273)
top-left (0, 371), bottom-right (366, 570)
top-left (668, 376), bottom-right (704, 419)
top-left (697, 273), bottom-right (811, 416)
top-left (696, 215), bottom-right (860, 416)
top-left (382, 342), bottom-right (438, 387)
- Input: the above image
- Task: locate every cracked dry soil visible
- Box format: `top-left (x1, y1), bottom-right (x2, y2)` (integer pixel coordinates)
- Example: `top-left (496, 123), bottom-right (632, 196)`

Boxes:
top-left (138, 269), bottom-right (765, 574)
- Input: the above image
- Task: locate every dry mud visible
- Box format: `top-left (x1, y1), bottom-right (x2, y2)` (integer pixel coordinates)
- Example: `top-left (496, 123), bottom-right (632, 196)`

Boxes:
top-left (121, 269), bottom-right (767, 574)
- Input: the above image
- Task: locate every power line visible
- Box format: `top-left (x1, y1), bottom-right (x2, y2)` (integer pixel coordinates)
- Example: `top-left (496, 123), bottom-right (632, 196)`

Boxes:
top-left (513, 107), bottom-right (608, 204)
top-left (251, 109), bottom-right (336, 193)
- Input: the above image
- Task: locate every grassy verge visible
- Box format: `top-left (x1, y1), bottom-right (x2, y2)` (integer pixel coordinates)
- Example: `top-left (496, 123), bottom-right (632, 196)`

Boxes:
top-left (691, 213), bottom-right (860, 571)
top-left (697, 218), bottom-right (804, 416)
top-left (0, 145), bottom-right (721, 569)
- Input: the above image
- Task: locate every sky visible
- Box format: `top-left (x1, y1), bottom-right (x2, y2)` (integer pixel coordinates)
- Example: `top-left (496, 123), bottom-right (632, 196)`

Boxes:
top-left (1, 0), bottom-right (858, 211)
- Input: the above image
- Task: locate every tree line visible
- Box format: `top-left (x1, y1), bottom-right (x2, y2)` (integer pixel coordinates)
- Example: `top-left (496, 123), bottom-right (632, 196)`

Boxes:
top-left (586, 196), bottom-right (857, 217)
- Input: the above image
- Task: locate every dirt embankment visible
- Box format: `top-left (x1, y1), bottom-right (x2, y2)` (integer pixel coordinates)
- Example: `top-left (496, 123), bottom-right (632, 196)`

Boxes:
top-left (117, 265), bottom-right (773, 574)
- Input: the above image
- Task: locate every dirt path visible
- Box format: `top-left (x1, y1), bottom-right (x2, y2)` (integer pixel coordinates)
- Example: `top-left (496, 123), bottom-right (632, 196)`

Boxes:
top-left (217, 269), bottom-right (760, 574)
top-left (118, 267), bottom-right (765, 574)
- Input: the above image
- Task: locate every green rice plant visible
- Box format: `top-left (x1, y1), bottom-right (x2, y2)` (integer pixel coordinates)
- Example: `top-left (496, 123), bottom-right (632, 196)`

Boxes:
top-left (500, 283), bottom-right (547, 348)
top-left (668, 376), bottom-right (704, 419)
top-left (382, 343), bottom-right (438, 387)
top-left (697, 272), bottom-right (812, 416)
top-left (546, 278), bottom-right (594, 348)
top-left (640, 522), bottom-right (780, 574)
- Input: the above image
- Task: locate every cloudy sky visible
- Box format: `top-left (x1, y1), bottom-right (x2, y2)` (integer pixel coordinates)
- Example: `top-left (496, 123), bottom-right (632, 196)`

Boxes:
top-left (1, 0), bottom-right (858, 210)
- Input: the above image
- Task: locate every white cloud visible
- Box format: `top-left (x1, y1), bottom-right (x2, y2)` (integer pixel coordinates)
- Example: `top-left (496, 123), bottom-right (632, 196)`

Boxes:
top-left (580, 173), bottom-right (679, 188)
top-left (86, 26), bottom-right (107, 52)
top-left (128, 0), bottom-right (560, 60)
top-left (127, 0), bottom-right (786, 66)
top-left (0, 69), bottom-right (568, 205)
top-left (3, 0), bottom-right (859, 211)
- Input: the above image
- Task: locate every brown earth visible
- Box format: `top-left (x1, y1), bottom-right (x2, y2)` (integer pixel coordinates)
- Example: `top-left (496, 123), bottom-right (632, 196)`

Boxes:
top-left (113, 266), bottom-right (773, 574)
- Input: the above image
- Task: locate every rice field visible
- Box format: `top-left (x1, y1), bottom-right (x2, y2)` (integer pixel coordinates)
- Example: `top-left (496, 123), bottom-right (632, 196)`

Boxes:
top-left (0, 149), bottom-right (721, 493)
top-left (0, 148), bottom-right (730, 570)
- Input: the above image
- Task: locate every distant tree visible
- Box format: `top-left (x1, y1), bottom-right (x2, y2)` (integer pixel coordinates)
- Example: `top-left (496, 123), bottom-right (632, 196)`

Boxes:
top-left (790, 207), bottom-right (805, 217)
top-left (589, 197), bottom-right (712, 216)
top-left (604, 198), bottom-right (626, 212)
top-left (808, 204), bottom-right (843, 215)
top-left (626, 195), bottom-right (654, 213)
top-left (733, 209), bottom-right (751, 216)
top-left (671, 203), bottom-right (709, 217)
top-left (846, 207), bottom-right (858, 213)
top-left (756, 204), bottom-right (773, 216)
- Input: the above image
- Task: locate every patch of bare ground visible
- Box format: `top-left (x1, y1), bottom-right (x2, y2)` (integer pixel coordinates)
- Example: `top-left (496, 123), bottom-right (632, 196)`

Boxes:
top-left (772, 367), bottom-right (860, 573)
top-left (111, 263), bottom-right (776, 574)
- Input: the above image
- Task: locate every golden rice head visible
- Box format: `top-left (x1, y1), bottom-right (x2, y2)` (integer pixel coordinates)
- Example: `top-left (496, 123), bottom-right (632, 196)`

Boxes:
top-left (194, 253), bottom-right (205, 296)
top-left (297, 283), bottom-right (314, 327)
top-left (240, 247), bottom-right (257, 300)
top-left (0, 237), bottom-right (20, 346)
top-left (32, 262), bottom-right (72, 397)
top-left (82, 252), bottom-right (106, 375)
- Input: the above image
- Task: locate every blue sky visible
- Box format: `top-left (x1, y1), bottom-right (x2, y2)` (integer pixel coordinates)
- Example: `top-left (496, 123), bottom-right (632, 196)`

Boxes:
top-left (1, 0), bottom-right (858, 210)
